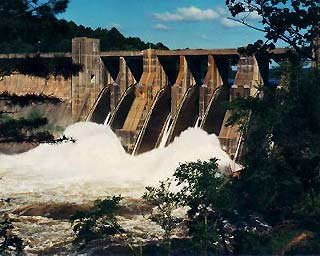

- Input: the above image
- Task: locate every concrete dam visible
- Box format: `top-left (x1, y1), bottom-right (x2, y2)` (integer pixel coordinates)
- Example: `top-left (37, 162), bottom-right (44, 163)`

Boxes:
top-left (0, 37), bottom-right (286, 157)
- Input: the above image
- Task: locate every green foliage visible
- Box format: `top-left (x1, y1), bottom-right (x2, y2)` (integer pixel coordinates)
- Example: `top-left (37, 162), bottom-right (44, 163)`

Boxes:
top-left (223, 2), bottom-right (320, 252)
top-left (0, 1), bottom-right (168, 55)
top-left (174, 159), bottom-right (232, 215)
top-left (0, 92), bottom-right (75, 144)
top-left (226, 0), bottom-right (320, 58)
top-left (0, 0), bottom-right (82, 78)
top-left (0, 113), bottom-right (52, 143)
top-left (233, 230), bottom-right (270, 254)
top-left (0, 91), bottom-right (61, 108)
top-left (143, 179), bottom-right (181, 254)
top-left (0, 1), bottom-right (70, 53)
top-left (233, 228), bottom-right (320, 255)
top-left (26, 109), bottom-right (43, 120)
top-left (0, 56), bottom-right (82, 79)
top-left (0, 110), bottom-right (75, 144)
top-left (173, 159), bottom-right (234, 254)
top-left (227, 63), bottom-right (320, 222)
top-left (70, 196), bottom-right (123, 247)
top-left (0, 215), bottom-right (24, 255)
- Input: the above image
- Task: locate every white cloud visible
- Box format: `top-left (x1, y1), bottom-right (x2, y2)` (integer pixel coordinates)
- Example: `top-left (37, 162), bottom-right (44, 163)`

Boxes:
top-left (217, 7), bottom-right (227, 15)
top-left (153, 23), bottom-right (171, 31)
top-left (178, 6), bottom-right (218, 21)
top-left (153, 6), bottom-right (218, 22)
top-left (152, 5), bottom-right (260, 30)
top-left (153, 12), bottom-right (183, 22)
top-left (219, 17), bottom-right (244, 28)
top-left (247, 11), bottom-right (260, 20)
top-left (219, 10), bottom-right (260, 28)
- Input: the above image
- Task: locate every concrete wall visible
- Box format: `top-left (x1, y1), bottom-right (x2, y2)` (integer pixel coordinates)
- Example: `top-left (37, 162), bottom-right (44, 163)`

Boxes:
top-left (72, 37), bottom-right (107, 121)
top-left (0, 73), bottom-right (71, 100)
top-left (0, 74), bottom-right (72, 134)
top-left (135, 86), bottom-right (171, 154)
top-left (88, 87), bottom-right (111, 124)
top-left (219, 56), bottom-right (263, 158)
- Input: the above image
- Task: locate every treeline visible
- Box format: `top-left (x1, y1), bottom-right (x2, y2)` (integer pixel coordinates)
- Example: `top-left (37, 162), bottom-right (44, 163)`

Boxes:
top-left (0, 18), bottom-right (168, 53)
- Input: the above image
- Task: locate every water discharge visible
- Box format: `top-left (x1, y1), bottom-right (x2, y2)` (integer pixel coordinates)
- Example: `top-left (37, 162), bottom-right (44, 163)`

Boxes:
top-left (0, 122), bottom-right (232, 200)
top-left (0, 122), bottom-right (233, 254)
top-left (159, 114), bottom-right (173, 148)
top-left (104, 112), bottom-right (111, 125)
top-left (195, 116), bottom-right (201, 128)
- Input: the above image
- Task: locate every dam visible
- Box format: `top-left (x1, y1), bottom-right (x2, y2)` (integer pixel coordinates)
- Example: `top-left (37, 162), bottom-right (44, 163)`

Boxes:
top-left (0, 37), bottom-right (287, 158)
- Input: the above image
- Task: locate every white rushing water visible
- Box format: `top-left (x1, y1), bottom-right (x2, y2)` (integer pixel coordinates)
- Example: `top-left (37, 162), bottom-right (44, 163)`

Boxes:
top-left (159, 114), bottom-right (173, 148)
top-left (103, 112), bottom-right (112, 125)
top-left (195, 116), bottom-right (201, 128)
top-left (0, 122), bottom-right (232, 201)
top-left (0, 122), bottom-right (233, 254)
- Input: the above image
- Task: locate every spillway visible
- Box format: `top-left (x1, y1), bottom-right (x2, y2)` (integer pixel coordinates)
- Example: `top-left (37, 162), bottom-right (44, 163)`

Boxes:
top-left (159, 114), bottom-right (173, 148)
top-left (104, 112), bottom-right (112, 125)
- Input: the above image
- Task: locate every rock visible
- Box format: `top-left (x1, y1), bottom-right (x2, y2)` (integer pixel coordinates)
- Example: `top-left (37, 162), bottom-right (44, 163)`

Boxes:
top-left (13, 202), bottom-right (92, 220)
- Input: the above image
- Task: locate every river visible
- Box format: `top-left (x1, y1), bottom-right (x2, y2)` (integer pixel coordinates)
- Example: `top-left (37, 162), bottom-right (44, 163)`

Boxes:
top-left (0, 122), bottom-right (232, 255)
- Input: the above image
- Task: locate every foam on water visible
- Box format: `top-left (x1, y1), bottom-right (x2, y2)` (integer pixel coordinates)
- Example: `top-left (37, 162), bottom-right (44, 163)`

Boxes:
top-left (0, 122), bottom-right (232, 201)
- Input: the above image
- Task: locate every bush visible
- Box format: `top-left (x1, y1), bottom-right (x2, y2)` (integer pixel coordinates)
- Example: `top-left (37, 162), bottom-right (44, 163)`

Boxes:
top-left (143, 179), bottom-right (181, 254)
top-left (70, 196), bottom-right (123, 247)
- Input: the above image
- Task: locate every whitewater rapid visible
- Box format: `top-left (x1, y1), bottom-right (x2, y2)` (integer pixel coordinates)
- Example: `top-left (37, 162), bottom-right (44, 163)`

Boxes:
top-left (0, 122), bottom-right (232, 201)
top-left (0, 122), bottom-right (234, 254)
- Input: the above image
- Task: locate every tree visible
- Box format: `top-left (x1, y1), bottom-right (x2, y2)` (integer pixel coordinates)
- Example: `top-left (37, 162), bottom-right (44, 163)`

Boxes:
top-left (0, 1), bottom-right (168, 54)
top-left (0, 0), bottom-right (84, 77)
top-left (225, 0), bottom-right (320, 222)
top-left (0, 0), bottom-right (69, 52)
top-left (0, 1), bottom-right (78, 145)
top-left (226, 0), bottom-right (320, 59)
top-left (173, 159), bottom-right (234, 254)
top-left (70, 196), bottom-right (123, 247)
top-left (0, 92), bottom-right (77, 144)
top-left (143, 179), bottom-right (181, 255)
top-left (222, 1), bottom-right (320, 252)
top-left (227, 61), bottom-right (320, 221)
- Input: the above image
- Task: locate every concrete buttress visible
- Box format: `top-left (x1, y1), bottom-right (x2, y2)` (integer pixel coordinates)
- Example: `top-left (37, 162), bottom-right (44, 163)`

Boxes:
top-left (166, 56), bottom-right (197, 145)
top-left (219, 56), bottom-right (264, 159)
top-left (116, 49), bottom-right (168, 153)
top-left (72, 37), bottom-right (106, 122)
top-left (199, 55), bottom-right (223, 121)
top-left (110, 57), bottom-right (136, 112)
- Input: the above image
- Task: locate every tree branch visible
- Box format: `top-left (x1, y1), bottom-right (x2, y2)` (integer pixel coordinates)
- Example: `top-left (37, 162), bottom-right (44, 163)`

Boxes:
top-left (227, 17), bottom-right (267, 33)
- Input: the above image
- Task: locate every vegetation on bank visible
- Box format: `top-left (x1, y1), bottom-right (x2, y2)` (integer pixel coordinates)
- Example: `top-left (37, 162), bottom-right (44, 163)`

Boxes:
top-left (0, 94), bottom-right (74, 144)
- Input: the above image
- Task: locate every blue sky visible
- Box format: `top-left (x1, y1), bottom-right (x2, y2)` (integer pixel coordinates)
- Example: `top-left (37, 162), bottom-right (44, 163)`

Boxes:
top-left (60, 0), bottom-right (266, 49)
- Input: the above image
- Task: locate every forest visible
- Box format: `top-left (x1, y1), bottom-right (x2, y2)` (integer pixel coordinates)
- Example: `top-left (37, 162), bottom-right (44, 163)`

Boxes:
top-left (0, 1), bottom-right (168, 53)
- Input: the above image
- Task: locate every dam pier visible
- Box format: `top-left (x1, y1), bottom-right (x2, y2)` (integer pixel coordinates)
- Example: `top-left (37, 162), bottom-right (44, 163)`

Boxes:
top-left (0, 37), bottom-right (287, 157)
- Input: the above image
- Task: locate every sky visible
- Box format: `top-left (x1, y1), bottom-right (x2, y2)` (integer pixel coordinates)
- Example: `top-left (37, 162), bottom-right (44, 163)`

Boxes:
top-left (60, 0), bottom-right (266, 49)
